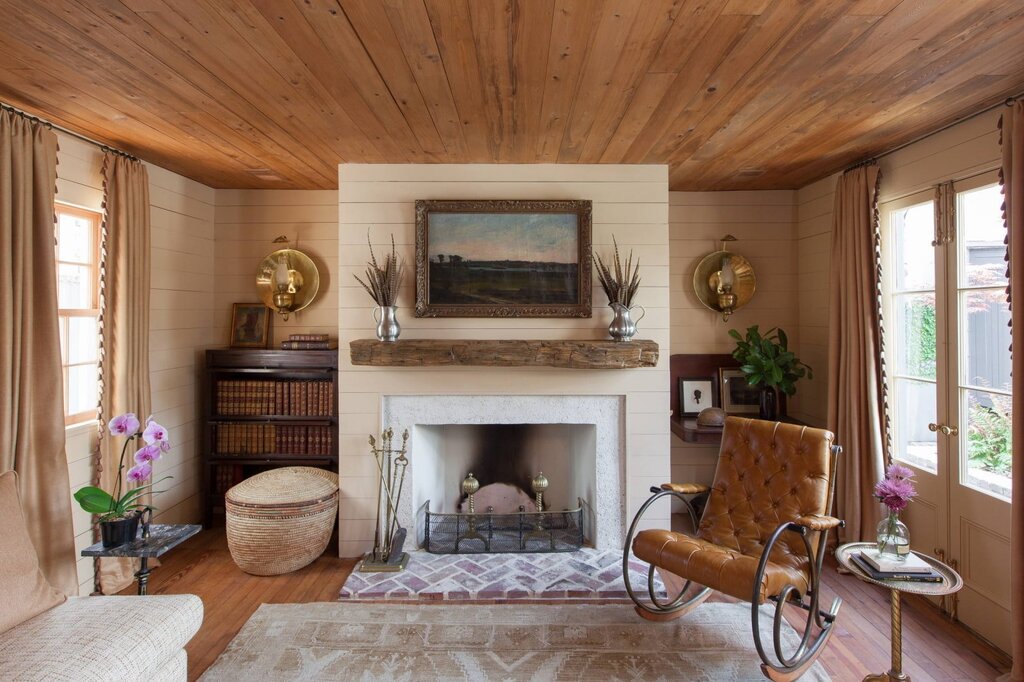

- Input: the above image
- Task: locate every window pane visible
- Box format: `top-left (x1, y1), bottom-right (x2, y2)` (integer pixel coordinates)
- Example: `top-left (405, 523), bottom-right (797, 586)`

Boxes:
top-left (58, 213), bottom-right (93, 264)
top-left (58, 316), bottom-right (68, 365)
top-left (67, 363), bottom-right (98, 416)
top-left (963, 389), bottom-right (1011, 499)
top-left (58, 263), bottom-right (92, 309)
top-left (962, 290), bottom-right (1011, 391)
top-left (959, 184), bottom-right (1008, 288)
top-left (894, 293), bottom-right (936, 380)
top-left (67, 316), bottom-right (98, 364)
top-left (892, 201), bottom-right (935, 290)
top-left (893, 378), bottom-right (937, 472)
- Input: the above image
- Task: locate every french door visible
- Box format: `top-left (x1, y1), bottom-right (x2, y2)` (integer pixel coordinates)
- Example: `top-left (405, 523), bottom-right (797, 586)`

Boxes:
top-left (881, 171), bottom-right (1012, 652)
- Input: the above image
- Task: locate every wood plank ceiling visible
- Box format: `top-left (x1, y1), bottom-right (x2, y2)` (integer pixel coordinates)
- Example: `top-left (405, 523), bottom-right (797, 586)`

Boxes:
top-left (1, 0), bottom-right (1022, 190)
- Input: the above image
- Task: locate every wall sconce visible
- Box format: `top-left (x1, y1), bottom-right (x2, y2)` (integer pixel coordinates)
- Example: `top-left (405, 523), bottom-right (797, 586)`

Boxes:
top-left (693, 235), bottom-right (755, 321)
top-left (256, 236), bottom-right (320, 320)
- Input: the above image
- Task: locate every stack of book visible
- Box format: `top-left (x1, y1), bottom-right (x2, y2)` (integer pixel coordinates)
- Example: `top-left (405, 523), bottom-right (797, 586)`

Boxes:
top-left (281, 333), bottom-right (336, 350)
top-left (851, 548), bottom-right (943, 582)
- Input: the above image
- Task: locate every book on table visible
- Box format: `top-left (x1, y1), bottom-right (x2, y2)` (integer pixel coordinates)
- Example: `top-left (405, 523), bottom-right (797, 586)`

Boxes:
top-left (851, 553), bottom-right (943, 583)
top-left (860, 548), bottom-right (932, 573)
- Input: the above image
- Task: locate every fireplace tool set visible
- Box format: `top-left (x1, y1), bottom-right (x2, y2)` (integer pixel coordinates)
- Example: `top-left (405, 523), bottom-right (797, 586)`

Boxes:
top-left (358, 427), bottom-right (410, 572)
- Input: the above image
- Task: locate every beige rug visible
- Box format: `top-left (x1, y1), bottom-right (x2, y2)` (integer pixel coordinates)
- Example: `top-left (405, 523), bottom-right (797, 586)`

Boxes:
top-left (201, 602), bottom-right (830, 681)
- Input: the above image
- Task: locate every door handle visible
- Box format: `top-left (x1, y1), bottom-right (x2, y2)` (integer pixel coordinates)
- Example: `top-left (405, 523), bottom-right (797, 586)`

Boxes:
top-left (928, 423), bottom-right (959, 436)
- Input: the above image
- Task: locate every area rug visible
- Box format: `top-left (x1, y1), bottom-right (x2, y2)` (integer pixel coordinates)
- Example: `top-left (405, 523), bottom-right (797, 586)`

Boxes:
top-left (339, 548), bottom-right (664, 601)
top-left (201, 602), bottom-right (829, 681)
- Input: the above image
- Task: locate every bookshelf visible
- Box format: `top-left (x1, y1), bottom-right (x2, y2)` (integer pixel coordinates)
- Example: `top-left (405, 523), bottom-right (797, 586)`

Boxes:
top-left (202, 349), bottom-right (339, 528)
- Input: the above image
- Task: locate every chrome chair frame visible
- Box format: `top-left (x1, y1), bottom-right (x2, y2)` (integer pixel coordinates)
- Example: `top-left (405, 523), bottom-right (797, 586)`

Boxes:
top-left (623, 444), bottom-right (844, 681)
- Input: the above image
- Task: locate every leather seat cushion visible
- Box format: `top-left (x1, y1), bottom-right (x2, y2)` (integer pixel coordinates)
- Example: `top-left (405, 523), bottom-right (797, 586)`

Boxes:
top-left (633, 529), bottom-right (808, 603)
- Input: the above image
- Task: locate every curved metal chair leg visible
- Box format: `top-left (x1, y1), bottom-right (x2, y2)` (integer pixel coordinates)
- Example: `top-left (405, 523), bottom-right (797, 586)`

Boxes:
top-left (751, 521), bottom-right (842, 680)
top-left (622, 487), bottom-right (710, 621)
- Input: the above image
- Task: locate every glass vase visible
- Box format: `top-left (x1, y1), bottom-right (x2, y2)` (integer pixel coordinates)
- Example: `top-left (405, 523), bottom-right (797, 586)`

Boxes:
top-left (876, 511), bottom-right (910, 560)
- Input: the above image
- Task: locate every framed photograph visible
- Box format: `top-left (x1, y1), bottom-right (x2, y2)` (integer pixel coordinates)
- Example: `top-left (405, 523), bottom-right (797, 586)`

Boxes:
top-left (229, 303), bottom-right (271, 348)
top-left (414, 199), bottom-right (592, 317)
top-left (719, 368), bottom-right (760, 414)
top-left (679, 377), bottom-right (718, 417)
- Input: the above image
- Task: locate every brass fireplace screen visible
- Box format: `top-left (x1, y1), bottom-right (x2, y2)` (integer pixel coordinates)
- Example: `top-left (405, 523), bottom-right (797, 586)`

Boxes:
top-left (421, 500), bottom-right (586, 554)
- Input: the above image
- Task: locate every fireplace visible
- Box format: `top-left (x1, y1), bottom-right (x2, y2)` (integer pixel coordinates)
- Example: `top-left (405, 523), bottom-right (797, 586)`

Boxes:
top-left (381, 395), bottom-right (625, 550)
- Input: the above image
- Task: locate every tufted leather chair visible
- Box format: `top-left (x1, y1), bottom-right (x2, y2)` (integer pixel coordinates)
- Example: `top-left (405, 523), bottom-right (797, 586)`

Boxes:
top-left (624, 417), bottom-right (843, 680)
top-left (633, 417), bottom-right (836, 603)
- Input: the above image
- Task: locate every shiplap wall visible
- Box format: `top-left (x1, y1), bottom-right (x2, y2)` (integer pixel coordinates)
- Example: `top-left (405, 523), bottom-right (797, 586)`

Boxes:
top-left (668, 191), bottom-right (797, 486)
top-left (789, 108), bottom-right (1008, 648)
top-left (213, 190), bottom-right (338, 346)
top-left (57, 133), bottom-right (216, 593)
top-left (789, 108), bottom-right (1005, 427)
top-left (788, 175), bottom-right (835, 427)
top-left (336, 164), bottom-right (670, 557)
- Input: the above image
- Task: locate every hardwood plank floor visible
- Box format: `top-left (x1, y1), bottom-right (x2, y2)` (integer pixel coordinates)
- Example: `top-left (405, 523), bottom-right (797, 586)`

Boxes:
top-left (129, 529), bottom-right (1009, 681)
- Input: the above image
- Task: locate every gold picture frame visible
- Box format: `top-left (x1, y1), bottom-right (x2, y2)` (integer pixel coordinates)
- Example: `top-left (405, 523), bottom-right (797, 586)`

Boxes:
top-left (229, 303), bottom-right (271, 348)
top-left (718, 367), bottom-right (760, 414)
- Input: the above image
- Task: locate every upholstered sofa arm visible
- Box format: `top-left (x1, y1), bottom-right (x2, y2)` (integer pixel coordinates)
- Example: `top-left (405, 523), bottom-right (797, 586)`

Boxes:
top-left (794, 515), bottom-right (844, 532)
top-left (659, 483), bottom-right (710, 495)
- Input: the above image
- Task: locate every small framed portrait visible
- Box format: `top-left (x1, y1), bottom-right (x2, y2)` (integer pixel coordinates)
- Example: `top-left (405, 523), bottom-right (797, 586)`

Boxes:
top-left (679, 377), bottom-right (718, 417)
top-left (229, 303), bottom-right (271, 348)
top-left (719, 368), bottom-right (760, 414)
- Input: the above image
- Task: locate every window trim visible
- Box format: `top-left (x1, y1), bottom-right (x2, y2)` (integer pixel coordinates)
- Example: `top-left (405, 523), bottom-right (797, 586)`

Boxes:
top-left (55, 202), bottom-right (101, 427)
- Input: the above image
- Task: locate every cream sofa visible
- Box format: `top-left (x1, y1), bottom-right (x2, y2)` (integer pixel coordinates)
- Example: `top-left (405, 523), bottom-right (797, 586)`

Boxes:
top-left (0, 470), bottom-right (203, 680)
top-left (0, 593), bottom-right (203, 681)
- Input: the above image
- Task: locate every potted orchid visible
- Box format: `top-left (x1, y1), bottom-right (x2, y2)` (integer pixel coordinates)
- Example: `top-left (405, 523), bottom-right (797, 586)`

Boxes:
top-left (874, 463), bottom-right (917, 560)
top-left (74, 413), bottom-right (172, 548)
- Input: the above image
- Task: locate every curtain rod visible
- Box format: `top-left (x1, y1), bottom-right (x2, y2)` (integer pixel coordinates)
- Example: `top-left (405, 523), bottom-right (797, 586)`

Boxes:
top-left (849, 91), bottom-right (1022, 170)
top-left (0, 101), bottom-right (138, 161)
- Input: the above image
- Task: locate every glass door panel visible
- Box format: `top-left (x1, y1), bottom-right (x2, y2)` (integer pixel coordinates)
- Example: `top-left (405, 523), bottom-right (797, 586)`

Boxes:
top-left (887, 198), bottom-right (938, 473)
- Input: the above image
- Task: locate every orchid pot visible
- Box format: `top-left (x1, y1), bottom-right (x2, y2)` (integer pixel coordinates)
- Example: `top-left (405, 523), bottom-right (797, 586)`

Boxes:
top-left (99, 511), bottom-right (142, 548)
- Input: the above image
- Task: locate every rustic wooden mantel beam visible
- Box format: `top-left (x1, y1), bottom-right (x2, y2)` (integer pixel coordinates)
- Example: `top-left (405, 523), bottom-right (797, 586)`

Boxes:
top-left (349, 339), bottom-right (659, 369)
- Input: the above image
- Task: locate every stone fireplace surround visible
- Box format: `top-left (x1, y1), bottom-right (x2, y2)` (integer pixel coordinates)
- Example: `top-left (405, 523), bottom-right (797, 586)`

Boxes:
top-left (381, 395), bottom-right (625, 550)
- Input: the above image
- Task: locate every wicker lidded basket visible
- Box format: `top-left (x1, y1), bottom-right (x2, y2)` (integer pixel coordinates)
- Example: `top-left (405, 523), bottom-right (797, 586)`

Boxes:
top-left (225, 466), bottom-right (339, 576)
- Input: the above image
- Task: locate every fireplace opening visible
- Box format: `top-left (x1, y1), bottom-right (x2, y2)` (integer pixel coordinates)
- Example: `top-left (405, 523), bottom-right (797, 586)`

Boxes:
top-left (411, 423), bottom-right (595, 553)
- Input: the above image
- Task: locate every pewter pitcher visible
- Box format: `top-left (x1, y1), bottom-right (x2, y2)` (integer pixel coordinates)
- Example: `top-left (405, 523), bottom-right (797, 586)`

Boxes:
top-left (373, 305), bottom-right (401, 342)
top-left (608, 302), bottom-right (645, 342)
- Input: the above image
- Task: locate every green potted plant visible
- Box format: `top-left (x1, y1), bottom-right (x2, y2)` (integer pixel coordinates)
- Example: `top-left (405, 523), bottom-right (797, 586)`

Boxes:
top-left (728, 325), bottom-right (812, 420)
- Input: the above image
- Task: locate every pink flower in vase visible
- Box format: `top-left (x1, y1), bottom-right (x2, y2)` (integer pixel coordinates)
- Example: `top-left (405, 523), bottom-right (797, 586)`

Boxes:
top-left (108, 413), bottom-right (140, 437)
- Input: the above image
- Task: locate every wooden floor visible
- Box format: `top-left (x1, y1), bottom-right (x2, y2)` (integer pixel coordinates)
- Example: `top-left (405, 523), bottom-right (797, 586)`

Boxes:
top-left (131, 529), bottom-right (1010, 681)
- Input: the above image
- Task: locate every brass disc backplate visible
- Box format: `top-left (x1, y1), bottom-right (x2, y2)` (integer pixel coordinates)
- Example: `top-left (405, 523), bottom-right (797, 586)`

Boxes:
top-left (692, 250), bottom-right (756, 314)
top-left (256, 248), bottom-right (320, 315)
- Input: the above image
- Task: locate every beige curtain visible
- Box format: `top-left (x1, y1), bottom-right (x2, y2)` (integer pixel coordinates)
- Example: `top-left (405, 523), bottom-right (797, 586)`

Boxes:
top-left (94, 153), bottom-right (152, 594)
top-left (0, 108), bottom-right (78, 595)
top-left (1001, 100), bottom-right (1024, 682)
top-left (827, 164), bottom-right (887, 542)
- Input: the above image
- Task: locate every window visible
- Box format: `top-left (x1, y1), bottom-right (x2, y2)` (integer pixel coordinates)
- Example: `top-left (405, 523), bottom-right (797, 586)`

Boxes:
top-left (882, 177), bottom-right (1012, 499)
top-left (55, 204), bottom-right (101, 426)
top-left (956, 183), bottom-right (1012, 496)
top-left (887, 197), bottom-right (937, 473)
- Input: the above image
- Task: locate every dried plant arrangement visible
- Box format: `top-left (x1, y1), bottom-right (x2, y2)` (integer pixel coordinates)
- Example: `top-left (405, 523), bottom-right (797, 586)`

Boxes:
top-left (595, 236), bottom-right (640, 307)
top-left (354, 232), bottom-right (404, 307)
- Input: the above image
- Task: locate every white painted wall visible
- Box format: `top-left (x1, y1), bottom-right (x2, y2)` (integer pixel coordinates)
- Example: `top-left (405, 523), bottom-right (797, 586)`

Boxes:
top-left (57, 133), bottom-right (216, 593)
top-left (668, 190), bottom-right (798, 486)
top-left (213, 190), bottom-right (338, 346)
top-left (789, 107), bottom-right (1005, 427)
top-left (336, 164), bottom-right (671, 558)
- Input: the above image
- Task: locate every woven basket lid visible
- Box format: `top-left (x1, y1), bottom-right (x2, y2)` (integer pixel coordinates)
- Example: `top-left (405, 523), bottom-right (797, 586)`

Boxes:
top-left (226, 466), bottom-right (338, 507)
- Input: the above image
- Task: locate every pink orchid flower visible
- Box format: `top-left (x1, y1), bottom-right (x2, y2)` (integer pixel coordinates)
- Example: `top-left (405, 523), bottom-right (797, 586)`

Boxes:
top-left (108, 413), bottom-right (140, 437)
top-left (126, 462), bottom-right (152, 483)
top-left (143, 419), bottom-right (169, 445)
top-left (134, 443), bottom-right (162, 464)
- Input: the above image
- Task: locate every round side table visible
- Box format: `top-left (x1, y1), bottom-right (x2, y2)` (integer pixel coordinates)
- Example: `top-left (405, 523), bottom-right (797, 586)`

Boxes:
top-left (836, 542), bottom-right (963, 682)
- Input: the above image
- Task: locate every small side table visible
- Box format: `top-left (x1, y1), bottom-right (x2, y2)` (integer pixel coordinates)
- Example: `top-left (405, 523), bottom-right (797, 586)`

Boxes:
top-left (82, 523), bottom-right (201, 595)
top-left (836, 542), bottom-right (963, 681)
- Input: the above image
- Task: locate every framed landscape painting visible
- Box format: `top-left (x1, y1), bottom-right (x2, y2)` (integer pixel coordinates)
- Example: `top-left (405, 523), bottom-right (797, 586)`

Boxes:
top-left (414, 199), bottom-right (592, 317)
